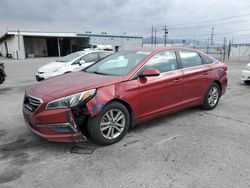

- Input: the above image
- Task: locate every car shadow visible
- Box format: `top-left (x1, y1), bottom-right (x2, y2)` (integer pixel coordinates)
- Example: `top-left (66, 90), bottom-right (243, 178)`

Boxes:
top-left (132, 106), bottom-right (201, 133)
top-left (0, 106), bottom-right (202, 159)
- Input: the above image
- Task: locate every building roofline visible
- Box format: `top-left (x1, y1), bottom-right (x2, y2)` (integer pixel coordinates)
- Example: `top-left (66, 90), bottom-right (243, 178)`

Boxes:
top-left (76, 33), bottom-right (143, 39)
top-left (0, 32), bottom-right (13, 42)
top-left (0, 30), bottom-right (143, 41)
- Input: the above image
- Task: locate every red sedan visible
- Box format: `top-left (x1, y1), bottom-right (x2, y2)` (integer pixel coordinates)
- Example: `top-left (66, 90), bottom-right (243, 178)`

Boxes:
top-left (23, 47), bottom-right (228, 145)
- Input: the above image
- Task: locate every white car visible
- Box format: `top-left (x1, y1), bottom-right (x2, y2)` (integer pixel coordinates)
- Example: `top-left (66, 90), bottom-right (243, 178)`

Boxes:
top-left (36, 50), bottom-right (112, 81)
top-left (241, 63), bottom-right (250, 84)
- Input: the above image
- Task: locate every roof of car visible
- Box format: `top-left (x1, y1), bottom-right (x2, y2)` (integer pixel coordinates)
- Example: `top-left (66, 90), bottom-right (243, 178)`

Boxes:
top-left (74, 49), bottom-right (113, 54)
top-left (127, 46), bottom-right (200, 53)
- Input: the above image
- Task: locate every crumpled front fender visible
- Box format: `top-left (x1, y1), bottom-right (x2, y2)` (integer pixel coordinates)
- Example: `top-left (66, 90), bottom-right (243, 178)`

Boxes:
top-left (86, 85), bottom-right (115, 117)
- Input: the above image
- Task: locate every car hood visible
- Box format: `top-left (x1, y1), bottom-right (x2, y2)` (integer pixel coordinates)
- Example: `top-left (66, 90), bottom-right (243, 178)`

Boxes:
top-left (29, 71), bottom-right (123, 99)
top-left (38, 62), bottom-right (68, 72)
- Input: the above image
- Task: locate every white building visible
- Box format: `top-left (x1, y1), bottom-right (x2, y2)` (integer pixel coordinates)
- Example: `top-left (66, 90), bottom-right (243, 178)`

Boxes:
top-left (0, 30), bottom-right (143, 59)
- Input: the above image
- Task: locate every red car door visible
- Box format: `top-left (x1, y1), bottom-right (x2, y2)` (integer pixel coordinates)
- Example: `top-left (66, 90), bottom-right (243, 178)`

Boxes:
top-left (137, 51), bottom-right (183, 120)
top-left (178, 50), bottom-right (210, 105)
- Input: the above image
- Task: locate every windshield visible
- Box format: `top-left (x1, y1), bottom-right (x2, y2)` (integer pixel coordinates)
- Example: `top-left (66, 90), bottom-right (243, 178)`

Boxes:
top-left (85, 51), bottom-right (150, 76)
top-left (56, 52), bottom-right (84, 63)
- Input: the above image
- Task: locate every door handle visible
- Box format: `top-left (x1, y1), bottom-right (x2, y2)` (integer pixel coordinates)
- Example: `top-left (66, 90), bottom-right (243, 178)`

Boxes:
top-left (173, 78), bottom-right (182, 83)
top-left (202, 71), bottom-right (209, 75)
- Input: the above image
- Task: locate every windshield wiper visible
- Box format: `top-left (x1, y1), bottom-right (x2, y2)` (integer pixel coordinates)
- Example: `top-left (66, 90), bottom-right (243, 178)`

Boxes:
top-left (93, 71), bottom-right (110, 75)
top-left (86, 71), bottom-right (110, 75)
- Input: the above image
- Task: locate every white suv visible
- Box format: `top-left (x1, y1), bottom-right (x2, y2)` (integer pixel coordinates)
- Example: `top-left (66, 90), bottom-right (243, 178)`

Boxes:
top-left (36, 50), bottom-right (112, 81)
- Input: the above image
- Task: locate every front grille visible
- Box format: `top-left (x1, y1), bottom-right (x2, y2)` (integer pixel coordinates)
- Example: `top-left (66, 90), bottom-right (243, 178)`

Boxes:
top-left (24, 94), bottom-right (43, 112)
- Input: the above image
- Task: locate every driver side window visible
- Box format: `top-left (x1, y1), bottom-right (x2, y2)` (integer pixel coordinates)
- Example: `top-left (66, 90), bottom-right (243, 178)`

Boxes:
top-left (143, 51), bottom-right (177, 73)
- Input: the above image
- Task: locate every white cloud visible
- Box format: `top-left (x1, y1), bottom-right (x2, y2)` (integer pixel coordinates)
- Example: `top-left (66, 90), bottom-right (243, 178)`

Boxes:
top-left (1, 0), bottom-right (250, 43)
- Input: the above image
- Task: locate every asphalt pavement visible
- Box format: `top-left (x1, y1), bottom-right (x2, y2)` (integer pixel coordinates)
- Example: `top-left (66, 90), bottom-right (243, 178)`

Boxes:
top-left (0, 57), bottom-right (249, 188)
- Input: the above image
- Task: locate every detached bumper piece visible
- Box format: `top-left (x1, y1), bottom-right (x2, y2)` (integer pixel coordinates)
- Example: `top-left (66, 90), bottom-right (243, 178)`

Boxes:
top-left (37, 122), bottom-right (79, 133)
top-left (26, 121), bottom-right (86, 143)
top-left (24, 109), bottom-right (87, 143)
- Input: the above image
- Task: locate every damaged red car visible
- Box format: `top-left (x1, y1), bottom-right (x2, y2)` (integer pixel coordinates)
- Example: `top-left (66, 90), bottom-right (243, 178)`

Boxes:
top-left (23, 47), bottom-right (227, 145)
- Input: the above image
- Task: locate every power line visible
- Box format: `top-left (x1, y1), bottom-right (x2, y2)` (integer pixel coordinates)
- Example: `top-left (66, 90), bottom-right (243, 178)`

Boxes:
top-left (122, 10), bottom-right (250, 44)
top-left (114, 10), bottom-right (250, 37)
top-left (168, 19), bottom-right (250, 30)
top-left (168, 12), bottom-right (250, 27)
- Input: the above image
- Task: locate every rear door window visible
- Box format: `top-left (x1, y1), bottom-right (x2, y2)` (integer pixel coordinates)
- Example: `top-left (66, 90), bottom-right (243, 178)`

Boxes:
top-left (179, 51), bottom-right (203, 68)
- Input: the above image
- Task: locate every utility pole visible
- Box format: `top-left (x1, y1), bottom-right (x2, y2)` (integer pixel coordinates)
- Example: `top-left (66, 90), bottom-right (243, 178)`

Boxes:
top-left (228, 39), bottom-right (231, 60)
top-left (154, 28), bottom-right (157, 46)
top-left (151, 26), bottom-right (154, 46)
top-left (211, 27), bottom-right (214, 45)
top-left (207, 37), bottom-right (210, 54)
top-left (162, 25), bottom-right (168, 46)
top-left (223, 37), bottom-right (227, 62)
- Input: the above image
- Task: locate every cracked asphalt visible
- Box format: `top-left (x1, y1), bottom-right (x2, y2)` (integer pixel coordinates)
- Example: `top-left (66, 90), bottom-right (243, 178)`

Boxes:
top-left (0, 57), bottom-right (250, 188)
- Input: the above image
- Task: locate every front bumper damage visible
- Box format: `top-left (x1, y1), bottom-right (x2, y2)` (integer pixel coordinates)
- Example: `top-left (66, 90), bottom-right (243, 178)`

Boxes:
top-left (23, 85), bottom-right (114, 143)
top-left (23, 105), bottom-right (87, 143)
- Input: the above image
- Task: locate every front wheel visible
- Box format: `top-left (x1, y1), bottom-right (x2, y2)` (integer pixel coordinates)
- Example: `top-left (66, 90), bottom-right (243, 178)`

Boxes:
top-left (87, 101), bottom-right (130, 145)
top-left (202, 83), bottom-right (221, 110)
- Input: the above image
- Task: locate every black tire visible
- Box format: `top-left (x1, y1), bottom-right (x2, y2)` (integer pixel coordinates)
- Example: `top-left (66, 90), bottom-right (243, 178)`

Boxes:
top-left (202, 82), bottom-right (221, 110)
top-left (87, 101), bottom-right (130, 145)
top-left (0, 76), bottom-right (5, 84)
top-left (244, 80), bottom-right (250, 84)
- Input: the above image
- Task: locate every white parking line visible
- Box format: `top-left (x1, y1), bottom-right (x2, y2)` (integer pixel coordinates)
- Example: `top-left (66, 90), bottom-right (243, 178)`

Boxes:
top-left (156, 134), bottom-right (179, 145)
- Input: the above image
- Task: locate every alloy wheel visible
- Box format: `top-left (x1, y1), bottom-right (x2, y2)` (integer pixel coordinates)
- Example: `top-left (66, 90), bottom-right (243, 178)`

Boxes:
top-left (100, 109), bottom-right (126, 139)
top-left (208, 86), bottom-right (219, 107)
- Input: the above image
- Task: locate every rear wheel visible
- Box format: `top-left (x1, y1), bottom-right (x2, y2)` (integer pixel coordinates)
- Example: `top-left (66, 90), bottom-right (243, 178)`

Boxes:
top-left (202, 83), bottom-right (220, 110)
top-left (87, 101), bottom-right (130, 145)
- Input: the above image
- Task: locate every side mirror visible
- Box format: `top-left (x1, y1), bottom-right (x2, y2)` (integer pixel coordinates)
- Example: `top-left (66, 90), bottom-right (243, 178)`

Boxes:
top-left (79, 60), bottom-right (86, 65)
top-left (139, 68), bottom-right (160, 77)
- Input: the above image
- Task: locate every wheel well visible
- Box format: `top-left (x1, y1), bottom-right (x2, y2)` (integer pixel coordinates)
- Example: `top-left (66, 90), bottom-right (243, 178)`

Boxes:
top-left (213, 80), bottom-right (222, 96)
top-left (109, 98), bottom-right (135, 129)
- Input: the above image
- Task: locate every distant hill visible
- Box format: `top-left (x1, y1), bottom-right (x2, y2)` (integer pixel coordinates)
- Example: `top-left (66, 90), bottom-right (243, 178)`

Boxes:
top-left (143, 37), bottom-right (202, 45)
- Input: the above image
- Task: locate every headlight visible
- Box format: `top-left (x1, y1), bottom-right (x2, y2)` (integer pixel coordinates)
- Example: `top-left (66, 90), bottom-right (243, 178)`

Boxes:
top-left (46, 89), bottom-right (96, 110)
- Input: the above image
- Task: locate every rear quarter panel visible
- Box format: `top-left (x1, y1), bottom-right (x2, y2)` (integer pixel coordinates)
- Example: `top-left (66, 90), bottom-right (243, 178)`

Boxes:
top-left (208, 61), bottom-right (228, 95)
